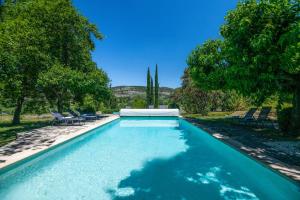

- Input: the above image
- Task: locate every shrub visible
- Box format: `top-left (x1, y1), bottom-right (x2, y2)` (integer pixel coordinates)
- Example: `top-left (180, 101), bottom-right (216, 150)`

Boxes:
top-left (80, 95), bottom-right (97, 114)
top-left (168, 102), bottom-right (179, 109)
top-left (101, 108), bottom-right (119, 114)
top-left (130, 96), bottom-right (146, 108)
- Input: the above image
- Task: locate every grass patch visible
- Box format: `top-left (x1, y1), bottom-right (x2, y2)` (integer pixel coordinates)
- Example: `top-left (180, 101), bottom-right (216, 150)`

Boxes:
top-left (184, 111), bottom-right (233, 119)
top-left (183, 112), bottom-right (233, 124)
top-left (0, 114), bottom-right (53, 147)
top-left (184, 112), bottom-right (299, 141)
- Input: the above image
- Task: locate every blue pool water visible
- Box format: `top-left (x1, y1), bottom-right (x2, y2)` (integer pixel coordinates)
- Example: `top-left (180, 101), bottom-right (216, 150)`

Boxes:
top-left (0, 117), bottom-right (299, 200)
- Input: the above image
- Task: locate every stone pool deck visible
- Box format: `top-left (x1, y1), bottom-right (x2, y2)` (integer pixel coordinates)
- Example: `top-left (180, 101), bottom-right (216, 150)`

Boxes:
top-left (0, 115), bottom-right (119, 169)
top-left (185, 117), bottom-right (300, 183)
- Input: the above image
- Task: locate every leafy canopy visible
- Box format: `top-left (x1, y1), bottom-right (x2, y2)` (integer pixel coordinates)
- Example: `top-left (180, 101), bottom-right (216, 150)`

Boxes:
top-left (188, 40), bottom-right (226, 91)
top-left (189, 0), bottom-right (299, 104)
top-left (220, 0), bottom-right (300, 102)
top-left (0, 0), bottom-right (110, 122)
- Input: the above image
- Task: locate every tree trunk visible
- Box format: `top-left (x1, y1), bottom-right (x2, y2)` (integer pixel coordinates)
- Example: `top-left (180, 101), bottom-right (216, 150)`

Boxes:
top-left (291, 86), bottom-right (300, 134)
top-left (57, 97), bottom-right (63, 113)
top-left (12, 97), bottom-right (24, 125)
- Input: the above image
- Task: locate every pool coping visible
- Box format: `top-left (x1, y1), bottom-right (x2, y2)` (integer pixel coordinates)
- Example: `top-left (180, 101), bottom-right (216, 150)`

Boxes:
top-left (183, 117), bottom-right (300, 186)
top-left (0, 115), bottom-right (120, 172)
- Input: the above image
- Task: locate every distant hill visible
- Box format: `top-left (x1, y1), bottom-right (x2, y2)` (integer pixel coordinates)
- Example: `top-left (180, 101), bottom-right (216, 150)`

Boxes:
top-left (112, 86), bottom-right (174, 98)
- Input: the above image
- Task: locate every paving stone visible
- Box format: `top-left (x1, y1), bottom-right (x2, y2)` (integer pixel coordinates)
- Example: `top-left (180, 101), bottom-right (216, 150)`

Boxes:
top-left (0, 121), bottom-right (99, 157)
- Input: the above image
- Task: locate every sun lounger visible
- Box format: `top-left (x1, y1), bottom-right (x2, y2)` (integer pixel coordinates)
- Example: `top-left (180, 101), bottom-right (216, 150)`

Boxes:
top-left (250, 107), bottom-right (272, 127)
top-left (68, 109), bottom-right (96, 121)
top-left (233, 108), bottom-right (257, 125)
top-left (77, 110), bottom-right (104, 120)
top-left (51, 112), bottom-right (84, 125)
top-left (236, 107), bottom-right (274, 128)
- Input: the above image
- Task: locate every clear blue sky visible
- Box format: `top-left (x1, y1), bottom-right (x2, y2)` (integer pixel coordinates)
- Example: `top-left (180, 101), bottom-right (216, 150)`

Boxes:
top-left (73, 0), bottom-right (237, 88)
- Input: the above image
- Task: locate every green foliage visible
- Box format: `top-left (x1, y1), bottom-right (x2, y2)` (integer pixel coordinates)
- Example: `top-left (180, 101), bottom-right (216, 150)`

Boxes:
top-left (188, 0), bottom-right (300, 132)
top-left (168, 101), bottom-right (179, 109)
top-left (80, 68), bottom-right (110, 107)
top-left (146, 67), bottom-right (151, 106)
top-left (38, 64), bottom-right (78, 112)
top-left (174, 69), bottom-right (250, 114)
top-left (176, 68), bottom-right (210, 114)
top-left (154, 64), bottom-right (159, 108)
top-left (131, 96), bottom-right (146, 109)
top-left (150, 77), bottom-right (154, 105)
top-left (219, 0), bottom-right (299, 102)
top-left (277, 107), bottom-right (293, 134)
top-left (180, 87), bottom-right (211, 114)
top-left (0, 0), bottom-right (53, 123)
top-left (188, 40), bottom-right (226, 91)
top-left (104, 92), bottom-right (119, 113)
top-left (38, 64), bottom-right (110, 113)
top-left (80, 95), bottom-right (98, 114)
top-left (218, 90), bottom-right (251, 111)
top-left (189, 0), bottom-right (299, 97)
top-left (23, 96), bottom-right (50, 115)
top-left (0, 0), bottom-right (110, 123)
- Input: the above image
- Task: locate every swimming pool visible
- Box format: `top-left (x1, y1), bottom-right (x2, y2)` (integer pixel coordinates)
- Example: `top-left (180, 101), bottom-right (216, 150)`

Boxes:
top-left (0, 117), bottom-right (299, 199)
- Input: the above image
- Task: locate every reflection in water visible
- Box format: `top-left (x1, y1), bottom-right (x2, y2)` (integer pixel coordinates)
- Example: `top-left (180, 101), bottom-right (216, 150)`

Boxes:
top-left (220, 185), bottom-right (258, 200)
top-left (109, 124), bottom-right (261, 200)
top-left (187, 167), bottom-right (258, 200)
top-left (120, 120), bottom-right (179, 127)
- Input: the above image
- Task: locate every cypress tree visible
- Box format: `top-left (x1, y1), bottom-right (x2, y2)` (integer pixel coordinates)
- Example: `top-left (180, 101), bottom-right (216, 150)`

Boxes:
top-left (150, 77), bottom-right (154, 105)
top-left (146, 67), bottom-right (151, 106)
top-left (154, 64), bottom-right (159, 108)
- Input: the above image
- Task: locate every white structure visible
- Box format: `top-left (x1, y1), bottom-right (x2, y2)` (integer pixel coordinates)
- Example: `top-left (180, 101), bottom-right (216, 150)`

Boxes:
top-left (120, 109), bottom-right (179, 117)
